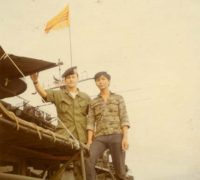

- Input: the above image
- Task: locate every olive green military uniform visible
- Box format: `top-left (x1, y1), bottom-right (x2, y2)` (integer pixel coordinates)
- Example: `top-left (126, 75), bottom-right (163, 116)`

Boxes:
top-left (46, 89), bottom-right (90, 143)
top-left (46, 88), bottom-right (90, 180)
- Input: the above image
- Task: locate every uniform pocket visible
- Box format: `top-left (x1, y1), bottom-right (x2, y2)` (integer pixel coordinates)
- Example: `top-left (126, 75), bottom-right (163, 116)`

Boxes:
top-left (59, 99), bottom-right (71, 113)
top-left (94, 106), bottom-right (102, 116)
top-left (108, 100), bottom-right (119, 112)
top-left (79, 100), bottom-right (88, 115)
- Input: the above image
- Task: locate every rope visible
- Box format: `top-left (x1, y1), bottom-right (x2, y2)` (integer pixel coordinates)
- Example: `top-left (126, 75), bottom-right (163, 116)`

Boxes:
top-left (35, 125), bottom-right (42, 140)
top-left (0, 103), bottom-right (20, 130)
top-left (1, 49), bottom-right (79, 148)
top-left (9, 111), bottom-right (20, 130)
top-left (5, 54), bottom-right (26, 78)
top-left (57, 118), bottom-right (80, 149)
top-left (46, 129), bottom-right (57, 142)
top-left (38, 95), bottom-right (80, 149)
top-left (0, 53), bottom-right (7, 61)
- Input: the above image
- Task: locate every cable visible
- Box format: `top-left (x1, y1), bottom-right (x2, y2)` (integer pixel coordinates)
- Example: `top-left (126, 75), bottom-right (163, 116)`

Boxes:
top-left (2, 51), bottom-right (79, 148)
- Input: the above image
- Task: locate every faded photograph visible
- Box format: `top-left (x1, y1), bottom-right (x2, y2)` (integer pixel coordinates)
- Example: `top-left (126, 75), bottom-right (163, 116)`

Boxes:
top-left (0, 0), bottom-right (200, 180)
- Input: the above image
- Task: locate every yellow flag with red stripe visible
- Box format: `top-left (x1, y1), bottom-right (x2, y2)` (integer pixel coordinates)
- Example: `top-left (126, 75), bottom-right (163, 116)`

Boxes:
top-left (44, 5), bottom-right (70, 33)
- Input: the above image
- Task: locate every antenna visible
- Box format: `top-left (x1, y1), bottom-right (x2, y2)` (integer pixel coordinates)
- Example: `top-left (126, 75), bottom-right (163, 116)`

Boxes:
top-left (57, 58), bottom-right (63, 80)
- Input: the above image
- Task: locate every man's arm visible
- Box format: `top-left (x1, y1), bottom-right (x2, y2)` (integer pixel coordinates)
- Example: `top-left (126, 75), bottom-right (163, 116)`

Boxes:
top-left (86, 104), bottom-right (95, 146)
top-left (87, 129), bottom-right (94, 146)
top-left (122, 126), bottom-right (129, 151)
top-left (30, 73), bottom-right (47, 98)
top-left (118, 95), bottom-right (130, 151)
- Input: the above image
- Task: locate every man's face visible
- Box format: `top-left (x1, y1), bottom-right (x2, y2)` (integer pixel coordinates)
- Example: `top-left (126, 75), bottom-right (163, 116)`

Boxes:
top-left (95, 75), bottom-right (110, 90)
top-left (64, 73), bottom-right (78, 88)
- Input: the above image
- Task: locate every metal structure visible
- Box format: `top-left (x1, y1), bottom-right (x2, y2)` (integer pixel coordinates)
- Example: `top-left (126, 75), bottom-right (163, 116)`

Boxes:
top-left (0, 100), bottom-right (85, 179)
top-left (0, 46), bottom-right (133, 180)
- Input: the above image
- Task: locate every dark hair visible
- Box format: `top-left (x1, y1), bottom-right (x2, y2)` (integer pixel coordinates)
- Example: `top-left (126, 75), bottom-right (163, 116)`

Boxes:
top-left (94, 71), bottom-right (111, 81)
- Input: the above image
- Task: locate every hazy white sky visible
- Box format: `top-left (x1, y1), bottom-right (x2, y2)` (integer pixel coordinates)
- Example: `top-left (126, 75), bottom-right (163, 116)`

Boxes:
top-left (1, 0), bottom-right (200, 179)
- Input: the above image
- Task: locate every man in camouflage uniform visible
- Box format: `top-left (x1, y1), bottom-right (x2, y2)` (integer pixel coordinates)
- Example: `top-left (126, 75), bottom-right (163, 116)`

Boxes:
top-left (30, 66), bottom-right (90, 179)
top-left (86, 71), bottom-right (130, 180)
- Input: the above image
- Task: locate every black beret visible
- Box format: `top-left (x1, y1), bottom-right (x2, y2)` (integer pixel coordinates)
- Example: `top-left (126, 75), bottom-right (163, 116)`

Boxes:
top-left (62, 66), bottom-right (78, 78)
top-left (94, 71), bottom-right (111, 81)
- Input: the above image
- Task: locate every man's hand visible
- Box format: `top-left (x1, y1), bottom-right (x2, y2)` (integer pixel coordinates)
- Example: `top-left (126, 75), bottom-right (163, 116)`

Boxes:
top-left (86, 139), bottom-right (93, 149)
top-left (87, 130), bottom-right (94, 149)
top-left (122, 125), bottom-right (129, 151)
top-left (30, 72), bottom-right (39, 82)
top-left (30, 72), bottom-right (47, 98)
top-left (122, 137), bottom-right (129, 151)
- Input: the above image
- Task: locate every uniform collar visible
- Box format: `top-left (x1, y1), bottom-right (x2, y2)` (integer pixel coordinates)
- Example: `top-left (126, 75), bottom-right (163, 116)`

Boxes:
top-left (97, 91), bottom-right (114, 98)
top-left (63, 88), bottom-right (85, 98)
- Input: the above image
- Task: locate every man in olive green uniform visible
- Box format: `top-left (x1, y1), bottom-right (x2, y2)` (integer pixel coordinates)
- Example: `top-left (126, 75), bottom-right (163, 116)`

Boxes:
top-left (30, 66), bottom-right (90, 179)
top-left (86, 71), bottom-right (130, 180)
top-left (45, 68), bottom-right (90, 143)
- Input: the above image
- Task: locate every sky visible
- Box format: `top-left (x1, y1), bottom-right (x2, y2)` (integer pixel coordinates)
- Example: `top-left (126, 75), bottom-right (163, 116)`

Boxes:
top-left (1, 0), bottom-right (200, 179)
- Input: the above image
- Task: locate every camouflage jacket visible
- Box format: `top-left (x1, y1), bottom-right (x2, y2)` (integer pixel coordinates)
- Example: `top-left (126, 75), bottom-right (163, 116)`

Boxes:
top-left (46, 89), bottom-right (91, 143)
top-left (87, 92), bottom-right (130, 137)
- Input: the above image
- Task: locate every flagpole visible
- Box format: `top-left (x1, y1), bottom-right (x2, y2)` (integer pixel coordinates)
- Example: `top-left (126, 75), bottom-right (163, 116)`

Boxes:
top-left (68, 5), bottom-right (73, 67)
top-left (68, 25), bottom-right (73, 67)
